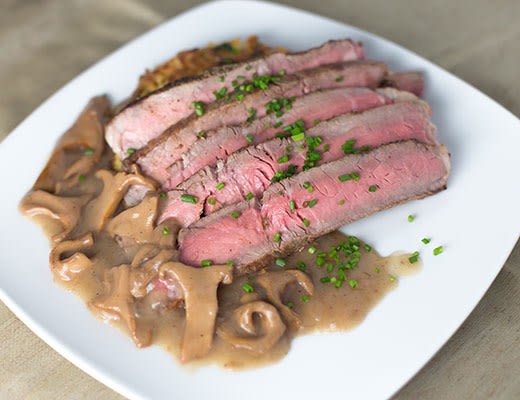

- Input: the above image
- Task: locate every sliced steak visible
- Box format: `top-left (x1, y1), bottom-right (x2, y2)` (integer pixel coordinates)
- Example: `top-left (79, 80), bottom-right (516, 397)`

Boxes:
top-left (384, 72), bottom-right (424, 97)
top-left (132, 61), bottom-right (388, 182)
top-left (160, 99), bottom-right (436, 227)
top-left (106, 39), bottom-right (365, 158)
top-left (177, 141), bottom-right (450, 273)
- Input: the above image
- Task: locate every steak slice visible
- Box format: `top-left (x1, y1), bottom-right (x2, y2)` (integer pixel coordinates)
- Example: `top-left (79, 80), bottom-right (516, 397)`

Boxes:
top-left (384, 72), bottom-right (424, 97)
top-left (106, 39), bottom-right (365, 159)
top-left (177, 141), bottom-right (450, 273)
top-left (131, 61), bottom-right (388, 182)
top-left (160, 99), bottom-right (436, 227)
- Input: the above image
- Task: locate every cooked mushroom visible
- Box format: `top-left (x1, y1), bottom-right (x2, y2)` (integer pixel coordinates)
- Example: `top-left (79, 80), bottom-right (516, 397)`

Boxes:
top-left (256, 270), bottom-right (314, 331)
top-left (217, 301), bottom-right (286, 354)
top-left (90, 264), bottom-right (151, 348)
top-left (33, 96), bottom-right (111, 193)
top-left (159, 262), bottom-right (233, 362)
top-left (82, 169), bottom-right (156, 232)
top-left (20, 190), bottom-right (91, 243)
top-left (106, 194), bottom-right (158, 244)
top-left (49, 233), bottom-right (94, 281)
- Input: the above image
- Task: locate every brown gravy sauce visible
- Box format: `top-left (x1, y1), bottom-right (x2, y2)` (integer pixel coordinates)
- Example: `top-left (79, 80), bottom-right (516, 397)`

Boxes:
top-left (19, 96), bottom-right (419, 370)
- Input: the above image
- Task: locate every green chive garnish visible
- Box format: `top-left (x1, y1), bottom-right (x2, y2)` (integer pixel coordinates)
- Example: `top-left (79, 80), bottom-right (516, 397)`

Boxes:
top-left (421, 238), bottom-right (431, 244)
top-left (273, 232), bottom-right (281, 242)
top-left (201, 260), bottom-right (213, 267)
top-left (302, 218), bottom-right (310, 227)
top-left (78, 174), bottom-right (86, 182)
top-left (159, 192), bottom-right (167, 198)
top-left (308, 246), bottom-right (317, 254)
top-left (245, 192), bottom-right (254, 200)
top-left (226, 261), bottom-right (234, 267)
top-left (286, 302), bottom-right (294, 309)
top-left (289, 200), bottom-right (296, 210)
top-left (275, 258), bottom-right (286, 267)
top-left (336, 76), bottom-right (344, 82)
top-left (277, 155), bottom-right (289, 163)
top-left (349, 279), bottom-right (357, 288)
top-left (408, 251), bottom-right (419, 264)
top-left (308, 199), bottom-right (317, 208)
top-left (180, 194), bottom-right (198, 203)
top-left (433, 246), bottom-right (444, 256)
top-left (296, 261), bottom-right (306, 271)
top-left (389, 276), bottom-right (396, 283)
top-left (320, 277), bottom-right (330, 283)
top-left (83, 148), bottom-right (94, 155)
top-left (369, 185), bottom-right (377, 192)
top-left (231, 212), bottom-right (241, 218)
top-left (292, 132), bottom-right (305, 142)
top-left (216, 182), bottom-right (225, 190)
top-left (207, 197), bottom-right (217, 205)
top-left (162, 226), bottom-right (170, 235)
top-left (242, 284), bottom-right (254, 293)
top-left (408, 214), bottom-right (415, 222)
top-left (302, 294), bottom-right (310, 302)
top-left (126, 148), bottom-right (136, 155)
top-left (245, 133), bottom-right (253, 143)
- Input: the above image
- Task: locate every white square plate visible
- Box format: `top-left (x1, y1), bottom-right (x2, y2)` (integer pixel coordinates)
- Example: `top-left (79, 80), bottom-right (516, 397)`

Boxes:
top-left (1, 1), bottom-right (519, 399)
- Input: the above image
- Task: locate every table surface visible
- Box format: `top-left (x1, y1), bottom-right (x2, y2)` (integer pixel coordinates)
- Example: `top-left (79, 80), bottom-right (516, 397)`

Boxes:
top-left (1, 1), bottom-right (519, 399)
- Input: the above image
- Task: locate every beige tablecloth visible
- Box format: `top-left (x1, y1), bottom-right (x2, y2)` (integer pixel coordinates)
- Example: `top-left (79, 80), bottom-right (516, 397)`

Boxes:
top-left (1, 1), bottom-right (519, 399)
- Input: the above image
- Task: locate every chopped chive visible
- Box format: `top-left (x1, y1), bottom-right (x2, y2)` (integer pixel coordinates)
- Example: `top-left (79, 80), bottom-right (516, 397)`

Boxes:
top-left (389, 276), bottom-right (396, 283)
top-left (273, 121), bottom-right (283, 128)
top-left (308, 246), bottom-right (317, 254)
top-left (237, 75), bottom-right (246, 80)
top-left (408, 214), bottom-right (415, 222)
top-left (364, 244), bottom-right (372, 252)
top-left (336, 76), bottom-right (344, 82)
top-left (326, 262), bottom-right (334, 273)
top-left (197, 130), bottom-right (206, 138)
top-left (207, 197), bottom-right (217, 205)
top-left (421, 237), bottom-right (431, 244)
top-left (335, 280), bottom-right (343, 288)
top-left (245, 192), bottom-right (254, 200)
top-left (289, 200), bottom-right (296, 210)
top-left (314, 118), bottom-right (321, 125)
top-left (349, 279), bottom-right (358, 288)
top-left (242, 284), bottom-right (254, 293)
top-left (302, 181), bottom-right (310, 189)
top-left (218, 76), bottom-right (224, 82)
top-left (273, 232), bottom-right (281, 242)
top-left (374, 267), bottom-right (380, 273)
top-left (231, 212), bottom-right (241, 219)
top-left (291, 132), bottom-right (305, 142)
top-left (408, 251), bottom-right (420, 264)
top-left (368, 185), bottom-right (377, 192)
top-left (226, 260), bottom-right (234, 267)
top-left (433, 246), bottom-right (444, 256)
top-left (275, 258), bottom-right (286, 267)
top-left (126, 148), bottom-right (136, 155)
top-left (245, 133), bottom-right (253, 143)
top-left (339, 199), bottom-right (345, 205)
top-left (277, 155), bottom-right (289, 163)
top-left (180, 194), bottom-right (198, 203)
top-left (308, 199), bottom-right (317, 208)
top-left (323, 144), bottom-right (329, 152)
top-left (159, 192), bottom-right (167, 198)
top-left (320, 277), bottom-right (331, 283)
top-left (338, 174), bottom-right (350, 182)
top-left (191, 101), bottom-right (204, 116)
top-left (279, 69), bottom-right (286, 76)
top-left (296, 261), bottom-right (306, 271)
top-left (302, 218), bottom-right (310, 227)
top-left (162, 226), bottom-right (170, 235)
top-left (351, 172), bottom-right (360, 181)
top-left (302, 294), bottom-right (310, 302)
top-left (201, 259), bottom-right (213, 267)
top-left (286, 301), bottom-right (294, 309)
top-left (236, 93), bottom-right (245, 101)
top-left (247, 107), bottom-right (257, 123)
top-left (83, 148), bottom-right (94, 155)
top-left (78, 174), bottom-right (86, 182)
top-left (216, 182), bottom-right (225, 190)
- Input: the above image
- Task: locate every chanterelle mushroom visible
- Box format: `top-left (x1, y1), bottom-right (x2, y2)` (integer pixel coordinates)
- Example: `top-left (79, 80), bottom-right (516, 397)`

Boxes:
top-left (217, 301), bottom-right (286, 354)
top-left (159, 262), bottom-right (233, 362)
top-left (49, 233), bottom-right (94, 281)
top-left (256, 270), bottom-right (314, 331)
